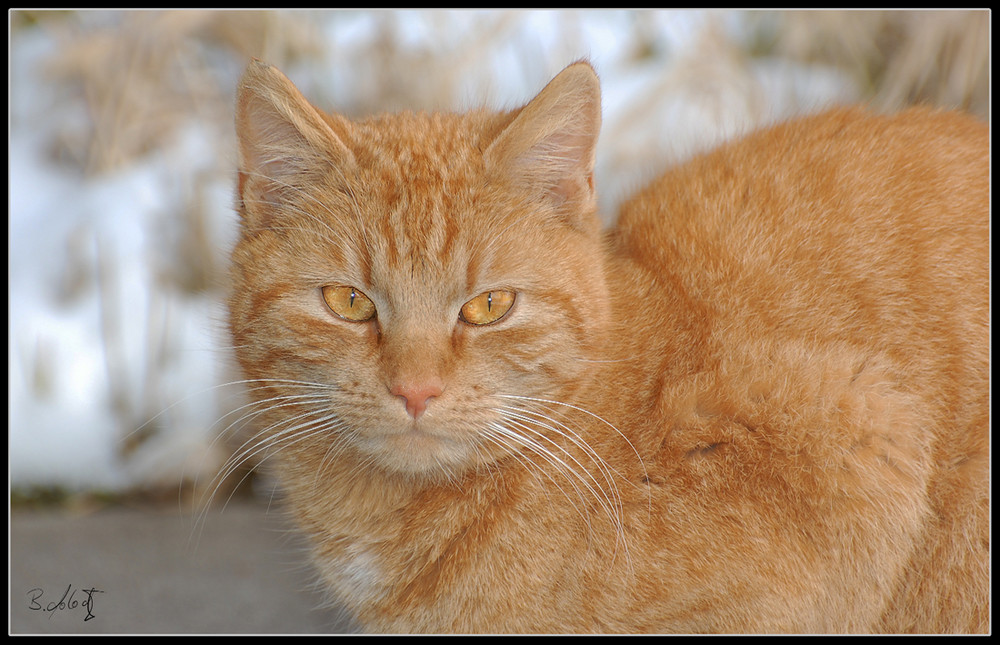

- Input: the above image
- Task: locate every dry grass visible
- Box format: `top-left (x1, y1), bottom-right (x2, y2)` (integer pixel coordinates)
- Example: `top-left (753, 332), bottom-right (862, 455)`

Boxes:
top-left (748, 10), bottom-right (989, 117)
top-left (23, 10), bottom-right (323, 174)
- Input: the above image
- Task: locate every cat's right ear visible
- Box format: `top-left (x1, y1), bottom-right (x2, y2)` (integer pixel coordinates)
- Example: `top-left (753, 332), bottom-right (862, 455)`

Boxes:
top-left (235, 59), bottom-right (356, 226)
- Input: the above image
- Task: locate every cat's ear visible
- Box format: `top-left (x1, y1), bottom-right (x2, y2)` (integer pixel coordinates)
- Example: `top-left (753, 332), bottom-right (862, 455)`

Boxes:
top-left (484, 61), bottom-right (601, 226)
top-left (235, 59), bottom-right (356, 225)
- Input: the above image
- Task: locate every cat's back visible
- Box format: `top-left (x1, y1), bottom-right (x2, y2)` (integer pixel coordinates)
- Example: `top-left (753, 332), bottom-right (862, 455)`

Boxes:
top-left (613, 105), bottom-right (987, 373)
top-left (607, 106), bottom-right (988, 633)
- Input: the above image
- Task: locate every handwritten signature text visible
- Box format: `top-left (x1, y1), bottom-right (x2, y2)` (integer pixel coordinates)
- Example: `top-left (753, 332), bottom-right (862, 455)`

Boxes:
top-left (27, 585), bottom-right (104, 622)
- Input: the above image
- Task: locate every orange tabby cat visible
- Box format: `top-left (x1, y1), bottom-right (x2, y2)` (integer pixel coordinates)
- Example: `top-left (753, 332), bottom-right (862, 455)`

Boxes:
top-left (227, 59), bottom-right (988, 633)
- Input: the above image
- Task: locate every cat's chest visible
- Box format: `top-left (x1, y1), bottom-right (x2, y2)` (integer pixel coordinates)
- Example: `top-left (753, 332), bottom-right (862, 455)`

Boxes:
top-left (320, 540), bottom-right (385, 605)
top-left (306, 494), bottom-right (451, 610)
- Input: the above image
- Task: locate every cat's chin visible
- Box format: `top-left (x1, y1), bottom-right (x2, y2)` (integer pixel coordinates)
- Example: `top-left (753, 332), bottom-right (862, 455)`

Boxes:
top-left (357, 426), bottom-right (483, 479)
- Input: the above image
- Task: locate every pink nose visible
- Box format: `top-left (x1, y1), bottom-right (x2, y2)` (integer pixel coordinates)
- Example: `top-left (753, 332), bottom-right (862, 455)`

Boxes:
top-left (390, 381), bottom-right (444, 419)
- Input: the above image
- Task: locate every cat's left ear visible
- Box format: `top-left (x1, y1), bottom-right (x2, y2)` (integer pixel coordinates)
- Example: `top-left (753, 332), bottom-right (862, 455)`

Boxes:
top-left (484, 61), bottom-right (601, 228)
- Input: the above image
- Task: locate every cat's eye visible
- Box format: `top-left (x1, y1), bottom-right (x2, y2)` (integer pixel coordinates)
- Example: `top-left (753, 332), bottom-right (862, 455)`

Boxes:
top-left (322, 285), bottom-right (377, 322)
top-left (459, 290), bottom-right (516, 326)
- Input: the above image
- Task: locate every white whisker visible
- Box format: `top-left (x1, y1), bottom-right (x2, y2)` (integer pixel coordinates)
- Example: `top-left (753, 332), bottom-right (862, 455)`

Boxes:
top-left (188, 377), bottom-right (345, 545)
top-left (498, 394), bottom-right (649, 496)
top-left (482, 394), bottom-right (650, 574)
top-left (480, 423), bottom-right (598, 549)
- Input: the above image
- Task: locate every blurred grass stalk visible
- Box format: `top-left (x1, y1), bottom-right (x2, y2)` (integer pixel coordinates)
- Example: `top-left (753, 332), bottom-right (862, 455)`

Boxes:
top-left (749, 10), bottom-right (988, 117)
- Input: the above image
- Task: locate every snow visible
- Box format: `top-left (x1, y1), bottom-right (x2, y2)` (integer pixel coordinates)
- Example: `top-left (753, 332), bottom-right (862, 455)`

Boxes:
top-left (8, 10), bottom-right (859, 494)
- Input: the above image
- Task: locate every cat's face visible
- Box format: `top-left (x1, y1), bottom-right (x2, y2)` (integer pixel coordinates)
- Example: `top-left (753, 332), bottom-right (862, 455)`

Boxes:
top-left (229, 61), bottom-right (608, 479)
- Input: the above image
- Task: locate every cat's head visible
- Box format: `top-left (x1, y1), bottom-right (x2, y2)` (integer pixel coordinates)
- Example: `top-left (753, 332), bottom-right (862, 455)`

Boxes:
top-left (229, 60), bottom-right (610, 479)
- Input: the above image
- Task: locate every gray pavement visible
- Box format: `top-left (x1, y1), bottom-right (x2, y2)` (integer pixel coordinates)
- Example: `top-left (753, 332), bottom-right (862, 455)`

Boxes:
top-left (9, 498), bottom-right (358, 634)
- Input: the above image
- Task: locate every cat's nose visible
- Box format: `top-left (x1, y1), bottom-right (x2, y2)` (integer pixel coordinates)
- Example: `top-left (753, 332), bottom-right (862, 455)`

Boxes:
top-left (390, 380), bottom-right (444, 419)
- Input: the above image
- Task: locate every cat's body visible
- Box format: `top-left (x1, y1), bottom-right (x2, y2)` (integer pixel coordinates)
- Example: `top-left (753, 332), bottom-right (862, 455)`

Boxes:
top-left (228, 60), bottom-right (988, 633)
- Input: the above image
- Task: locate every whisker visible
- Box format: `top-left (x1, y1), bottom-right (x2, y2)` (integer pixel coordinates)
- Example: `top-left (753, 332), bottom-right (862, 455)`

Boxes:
top-left (188, 378), bottom-right (342, 537)
top-left (313, 419), bottom-right (357, 485)
top-left (507, 414), bottom-right (629, 569)
top-left (192, 409), bottom-right (343, 547)
top-left (499, 404), bottom-right (632, 531)
top-left (481, 423), bottom-right (597, 542)
top-left (497, 411), bottom-right (619, 521)
top-left (191, 385), bottom-right (337, 487)
top-left (491, 394), bottom-right (651, 572)
top-left (498, 394), bottom-right (649, 495)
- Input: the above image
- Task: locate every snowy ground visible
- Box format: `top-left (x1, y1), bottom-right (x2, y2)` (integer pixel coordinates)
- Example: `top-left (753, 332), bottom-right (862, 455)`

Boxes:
top-left (10, 10), bottom-right (872, 495)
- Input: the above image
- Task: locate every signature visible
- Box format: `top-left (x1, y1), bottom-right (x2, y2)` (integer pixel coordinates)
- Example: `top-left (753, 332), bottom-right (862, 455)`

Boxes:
top-left (27, 585), bottom-right (104, 622)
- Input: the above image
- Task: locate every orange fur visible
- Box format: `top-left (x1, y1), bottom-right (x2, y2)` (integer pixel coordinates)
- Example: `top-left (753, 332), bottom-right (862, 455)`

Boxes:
top-left (227, 59), bottom-right (988, 633)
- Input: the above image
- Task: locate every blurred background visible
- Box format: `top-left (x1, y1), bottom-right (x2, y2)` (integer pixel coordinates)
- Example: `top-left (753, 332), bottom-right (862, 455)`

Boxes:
top-left (7, 8), bottom-right (990, 634)
top-left (9, 9), bottom-right (988, 506)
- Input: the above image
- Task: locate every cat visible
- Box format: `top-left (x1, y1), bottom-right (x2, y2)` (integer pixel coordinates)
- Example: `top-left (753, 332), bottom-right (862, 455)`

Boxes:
top-left (226, 58), bottom-right (988, 633)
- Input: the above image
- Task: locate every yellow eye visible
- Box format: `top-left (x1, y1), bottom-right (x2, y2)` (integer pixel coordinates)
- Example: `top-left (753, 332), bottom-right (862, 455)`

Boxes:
top-left (322, 285), bottom-right (376, 322)
top-left (460, 290), bottom-right (515, 325)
